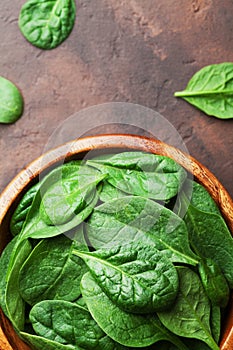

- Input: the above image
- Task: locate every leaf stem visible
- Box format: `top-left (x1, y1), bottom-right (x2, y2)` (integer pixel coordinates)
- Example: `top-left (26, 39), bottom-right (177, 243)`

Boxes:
top-left (174, 89), bottom-right (233, 97)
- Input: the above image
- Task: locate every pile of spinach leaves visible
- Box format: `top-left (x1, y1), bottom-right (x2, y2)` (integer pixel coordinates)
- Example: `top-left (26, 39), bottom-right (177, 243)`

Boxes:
top-left (0, 151), bottom-right (232, 350)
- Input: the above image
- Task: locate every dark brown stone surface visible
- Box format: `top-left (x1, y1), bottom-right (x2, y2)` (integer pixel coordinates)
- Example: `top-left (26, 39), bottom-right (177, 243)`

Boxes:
top-left (0, 0), bottom-right (232, 197)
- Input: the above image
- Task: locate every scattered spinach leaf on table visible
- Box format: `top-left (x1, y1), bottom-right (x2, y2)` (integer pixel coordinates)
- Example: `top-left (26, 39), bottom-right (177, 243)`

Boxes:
top-left (174, 62), bottom-right (233, 119)
top-left (0, 76), bottom-right (24, 124)
top-left (19, 0), bottom-right (76, 50)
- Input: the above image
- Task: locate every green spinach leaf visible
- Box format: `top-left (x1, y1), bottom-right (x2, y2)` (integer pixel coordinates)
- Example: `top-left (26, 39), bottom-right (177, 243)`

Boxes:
top-left (210, 305), bottom-right (221, 344)
top-left (81, 272), bottom-right (189, 349)
top-left (158, 267), bottom-right (219, 350)
top-left (21, 332), bottom-right (78, 350)
top-left (10, 182), bottom-right (40, 236)
top-left (182, 193), bottom-right (233, 288)
top-left (87, 152), bottom-right (187, 201)
top-left (19, 0), bottom-right (76, 49)
top-left (0, 76), bottom-right (24, 123)
top-left (99, 181), bottom-right (127, 202)
top-left (40, 165), bottom-right (106, 225)
top-left (29, 299), bottom-right (128, 349)
top-left (198, 258), bottom-right (230, 307)
top-left (74, 241), bottom-right (179, 313)
top-left (0, 237), bottom-right (32, 330)
top-left (19, 234), bottom-right (88, 305)
top-left (86, 196), bottom-right (198, 265)
top-left (174, 62), bottom-right (233, 119)
top-left (187, 181), bottom-right (221, 215)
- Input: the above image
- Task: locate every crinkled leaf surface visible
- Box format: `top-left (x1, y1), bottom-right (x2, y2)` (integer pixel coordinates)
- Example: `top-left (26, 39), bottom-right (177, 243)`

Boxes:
top-left (183, 195), bottom-right (233, 288)
top-left (158, 267), bottom-right (219, 350)
top-left (74, 242), bottom-right (179, 313)
top-left (30, 300), bottom-right (128, 349)
top-left (19, 0), bottom-right (76, 49)
top-left (81, 273), bottom-right (188, 349)
top-left (87, 152), bottom-right (187, 201)
top-left (86, 196), bottom-right (198, 265)
top-left (174, 62), bottom-right (233, 119)
top-left (19, 234), bottom-right (88, 305)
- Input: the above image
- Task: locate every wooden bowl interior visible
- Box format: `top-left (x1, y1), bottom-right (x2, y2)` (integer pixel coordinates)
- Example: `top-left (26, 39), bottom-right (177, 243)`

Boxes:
top-left (0, 134), bottom-right (232, 350)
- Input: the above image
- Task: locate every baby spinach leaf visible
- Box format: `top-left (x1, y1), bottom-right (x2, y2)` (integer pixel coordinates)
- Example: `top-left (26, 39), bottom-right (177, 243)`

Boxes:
top-left (158, 267), bottom-right (220, 350)
top-left (81, 272), bottom-right (189, 349)
top-left (174, 62), bottom-right (233, 119)
top-left (99, 181), bottom-right (127, 202)
top-left (74, 241), bottom-right (179, 313)
top-left (210, 305), bottom-right (221, 344)
top-left (19, 234), bottom-right (88, 306)
top-left (21, 332), bottom-right (78, 350)
top-left (198, 258), bottom-right (230, 307)
top-left (0, 237), bottom-right (19, 317)
top-left (30, 300), bottom-right (128, 349)
top-left (0, 76), bottom-right (24, 124)
top-left (182, 194), bottom-right (233, 288)
top-left (86, 196), bottom-right (198, 265)
top-left (187, 181), bottom-right (221, 215)
top-left (40, 165), bottom-right (106, 225)
top-left (87, 152), bottom-right (187, 201)
top-left (0, 236), bottom-right (32, 330)
top-left (19, 0), bottom-right (76, 50)
top-left (18, 165), bottom-right (101, 240)
top-left (10, 182), bottom-right (40, 236)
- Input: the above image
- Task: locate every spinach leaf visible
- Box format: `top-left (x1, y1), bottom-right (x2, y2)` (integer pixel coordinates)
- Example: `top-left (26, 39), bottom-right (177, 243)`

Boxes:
top-left (198, 258), bottom-right (230, 307)
top-left (174, 62), bottom-right (233, 119)
top-left (99, 181), bottom-right (127, 202)
top-left (187, 181), bottom-right (221, 215)
top-left (74, 241), bottom-right (179, 313)
top-left (0, 76), bottom-right (24, 124)
top-left (29, 300), bottom-right (128, 349)
top-left (19, 165), bottom-right (101, 240)
top-left (81, 272), bottom-right (189, 349)
top-left (87, 152), bottom-right (187, 201)
top-left (10, 182), bottom-right (40, 236)
top-left (86, 196), bottom-right (198, 265)
top-left (19, 234), bottom-right (88, 306)
top-left (6, 164), bottom-right (98, 278)
top-left (19, 0), bottom-right (76, 50)
top-left (182, 193), bottom-right (233, 288)
top-left (210, 305), bottom-right (221, 344)
top-left (0, 237), bottom-right (18, 317)
top-left (0, 237), bottom-right (32, 330)
top-left (40, 165), bottom-right (106, 225)
top-left (21, 332), bottom-right (78, 350)
top-left (158, 267), bottom-right (220, 350)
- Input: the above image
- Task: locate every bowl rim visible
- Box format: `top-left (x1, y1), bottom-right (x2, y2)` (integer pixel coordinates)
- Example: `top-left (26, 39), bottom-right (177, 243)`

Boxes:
top-left (0, 133), bottom-right (233, 350)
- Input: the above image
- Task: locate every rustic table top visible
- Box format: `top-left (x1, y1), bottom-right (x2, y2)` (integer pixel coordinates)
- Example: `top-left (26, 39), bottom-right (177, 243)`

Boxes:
top-left (0, 0), bottom-right (232, 198)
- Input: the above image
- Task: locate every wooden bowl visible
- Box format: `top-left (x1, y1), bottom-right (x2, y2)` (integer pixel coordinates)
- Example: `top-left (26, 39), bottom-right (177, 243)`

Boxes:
top-left (0, 134), bottom-right (232, 350)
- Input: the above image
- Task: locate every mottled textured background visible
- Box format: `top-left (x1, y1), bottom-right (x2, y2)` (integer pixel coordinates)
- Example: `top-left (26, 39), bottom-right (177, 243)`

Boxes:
top-left (0, 0), bottom-right (232, 197)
